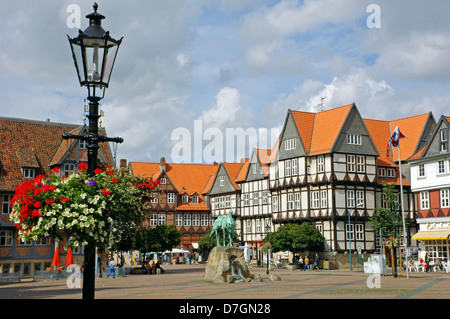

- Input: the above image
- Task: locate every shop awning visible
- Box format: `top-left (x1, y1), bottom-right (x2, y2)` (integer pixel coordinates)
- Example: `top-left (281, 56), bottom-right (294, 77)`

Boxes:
top-left (411, 230), bottom-right (450, 240)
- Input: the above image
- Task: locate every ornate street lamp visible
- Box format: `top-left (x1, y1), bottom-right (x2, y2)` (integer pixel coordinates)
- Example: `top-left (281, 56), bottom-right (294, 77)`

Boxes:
top-left (65, 3), bottom-right (124, 299)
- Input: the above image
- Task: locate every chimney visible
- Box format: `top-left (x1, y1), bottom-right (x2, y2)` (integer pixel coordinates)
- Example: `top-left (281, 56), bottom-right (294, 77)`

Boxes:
top-left (120, 159), bottom-right (127, 168)
top-left (159, 157), bottom-right (166, 171)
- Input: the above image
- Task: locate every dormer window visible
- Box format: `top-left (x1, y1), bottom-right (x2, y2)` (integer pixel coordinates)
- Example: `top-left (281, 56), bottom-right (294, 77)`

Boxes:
top-left (191, 195), bottom-right (199, 204)
top-left (440, 129), bottom-right (448, 152)
top-left (79, 140), bottom-right (88, 149)
top-left (181, 195), bottom-right (189, 203)
top-left (347, 134), bottom-right (362, 145)
top-left (22, 168), bottom-right (36, 179)
top-left (160, 178), bottom-right (167, 184)
top-left (285, 138), bottom-right (296, 150)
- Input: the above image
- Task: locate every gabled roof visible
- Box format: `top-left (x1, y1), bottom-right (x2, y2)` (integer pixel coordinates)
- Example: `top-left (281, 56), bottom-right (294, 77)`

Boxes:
top-left (0, 117), bottom-right (79, 191)
top-left (222, 162), bottom-right (246, 190)
top-left (289, 104), bottom-right (353, 156)
top-left (419, 114), bottom-right (450, 159)
top-left (364, 112), bottom-right (434, 164)
top-left (130, 160), bottom-right (219, 211)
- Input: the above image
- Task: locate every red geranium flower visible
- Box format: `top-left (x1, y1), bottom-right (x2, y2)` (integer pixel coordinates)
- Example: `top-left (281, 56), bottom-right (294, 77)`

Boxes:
top-left (102, 188), bottom-right (111, 196)
top-left (94, 168), bottom-right (103, 175)
top-left (45, 198), bottom-right (55, 205)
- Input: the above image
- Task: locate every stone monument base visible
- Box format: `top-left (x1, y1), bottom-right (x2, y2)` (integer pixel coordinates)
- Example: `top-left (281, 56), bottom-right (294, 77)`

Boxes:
top-left (204, 246), bottom-right (253, 283)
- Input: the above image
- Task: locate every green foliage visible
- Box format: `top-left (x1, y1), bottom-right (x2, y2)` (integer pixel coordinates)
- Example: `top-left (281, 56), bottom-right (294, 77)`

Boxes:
top-left (135, 225), bottom-right (182, 258)
top-left (198, 228), bottom-right (238, 252)
top-left (266, 223), bottom-right (325, 254)
top-left (369, 182), bottom-right (407, 239)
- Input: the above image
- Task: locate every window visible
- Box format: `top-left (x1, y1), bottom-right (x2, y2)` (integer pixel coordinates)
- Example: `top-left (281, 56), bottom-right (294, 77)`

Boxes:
top-left (167, 193), bottom-right (175, 204)
top-left (0, 230), bottom-right (13, 246)
top-left (356, 155), bottom-right (365, 173)
top-left (285, 138), bottom-right (296, 150)
top-left (347, 134), bottom-right (362, 145)
top-left (320, 190), bottom-right (327, 208)
top-left (346, 224), bottom-right (354, 241)
top-left (285, 160), bottom-right (291, 176)
top-left (244, 193), bottom-right (249, 206)
top-left (79, 140), bottom-right (88, 149)
top-left (22, 168), bottom-right (35, 179)
top-left (378, 167), bottom-right (386, 177)
top-left (225, 195), bottom-right (231, 208)
top-left (181, 195), bottom-right (189, 204)
top-left (63, 163), bottom-right (76, 176)
top-left (438, 160), bottom-right (446, 174)
top-left (2, 194), bottom-right (12, 214)
top-left (317, 156), bottom-right (324, 173)
top-left (441, 189), bottom-right (450, 208)
top-left (184, 214), bottom-right (191, 226)
top-left (191, 195), bottom-right (199, 204)
top-left (160, 178), bottom-right (166, 184)
top-left (418, 164), bottom-right (425, 177)
top-left (193, 214), bottom-right (200, 226)
top-left (356, 190), bottom-right (364, 207)
top-left (256, 219), bottom-right (261, 233)
top-left (201, 214), bottom-right (209, 226)
top-left (310, 191), bottom-right (320, 209)
top-left (387, 168), bottom-right (395, 178)
top-left (158, 214), bottom-right (166, 225)
top-left (295, 193), bottom-right (301, 210)
top-left (347, 190), bottom-right (355, 208)
top-left (347, 155), bottom-right (356, 172)
top-left (252, 164), bottom-right (258, 175)
top-left (253, 192), bottom-right (259, 205)
top-left (420, 192), bottom-right (430, 210)
top-left (355, 224), bottom-right (364, 240)
top-left (287, 193), bottom-right (294, 210)
top-left (175, 214), bottom-right (182, 226)
top-left (262, 191), bottom-right (268, 204)
top-left (219, 176), bottom-right (225, 187)
top-left (440, 129), bottom-right (448, 152)
top-left (246, 220), bottom-right (251, 233)
top-left (292, 159), bottom-right (298, 175)
top-left (272, 196), bottom-right (279, 212)
top-left (150, 214), bottom-right (158, 226)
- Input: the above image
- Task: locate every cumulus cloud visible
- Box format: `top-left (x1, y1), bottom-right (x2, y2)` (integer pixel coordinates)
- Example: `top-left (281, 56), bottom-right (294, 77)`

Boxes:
top-left (198, 87), bottom-right (242, 127)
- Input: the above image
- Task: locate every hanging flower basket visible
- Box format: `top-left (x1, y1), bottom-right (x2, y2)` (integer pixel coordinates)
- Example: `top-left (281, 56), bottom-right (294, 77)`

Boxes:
top-left (385, 235), bottom-right (400, 248)
top-left (10, 163), bottom-right (159, 252)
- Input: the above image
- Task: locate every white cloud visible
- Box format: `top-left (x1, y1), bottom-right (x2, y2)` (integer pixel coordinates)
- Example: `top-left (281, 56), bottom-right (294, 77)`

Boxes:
top-left (198, 87), bottom-right (241, 127)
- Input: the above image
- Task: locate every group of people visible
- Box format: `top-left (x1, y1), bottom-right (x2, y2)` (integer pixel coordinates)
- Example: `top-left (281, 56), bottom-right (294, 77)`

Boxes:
top-left (408, 251), bottom-right (444, 272)
top-left (298, 253), bottom-right (320, 271)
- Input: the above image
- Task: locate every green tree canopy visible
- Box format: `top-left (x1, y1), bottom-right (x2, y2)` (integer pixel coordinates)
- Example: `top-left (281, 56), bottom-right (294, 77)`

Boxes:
top-left (135, 225), bottom-right (182, 262)
top-left (369, 182), bottom-right (407, 239)
top-left (266, 223), bottom-right (325, 255)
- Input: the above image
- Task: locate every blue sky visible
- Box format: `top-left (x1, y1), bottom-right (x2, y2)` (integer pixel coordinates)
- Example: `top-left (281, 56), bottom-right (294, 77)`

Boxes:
top-left (1, 0), bottom-right (450, 164)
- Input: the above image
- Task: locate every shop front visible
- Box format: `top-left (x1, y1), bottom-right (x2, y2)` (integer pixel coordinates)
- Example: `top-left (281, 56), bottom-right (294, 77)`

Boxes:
top-left (412, 218), bottom-right (450, 264)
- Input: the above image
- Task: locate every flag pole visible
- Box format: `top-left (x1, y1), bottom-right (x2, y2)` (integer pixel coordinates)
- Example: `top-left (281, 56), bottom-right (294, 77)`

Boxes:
top-left (397, 141), bottom-right (409, 279)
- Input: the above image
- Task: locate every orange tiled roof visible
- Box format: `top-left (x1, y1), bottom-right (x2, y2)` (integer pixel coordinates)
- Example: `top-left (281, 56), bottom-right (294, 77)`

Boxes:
top-left (235, 158), bottom-right (250, 182)
top-left (390, 113), bottom-right (430, 161)
top-left (0, 117), bottom-right (78, 191)
top-left (290, 104), bottom-right (353, 156)
top-left (223, 162), bottom-right (246, 190)
top-left (130, 161), bottom-right (219, 211)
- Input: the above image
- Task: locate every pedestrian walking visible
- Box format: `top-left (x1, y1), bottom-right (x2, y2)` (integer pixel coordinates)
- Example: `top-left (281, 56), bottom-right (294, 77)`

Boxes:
top-left (107, 259), bottom-right (115, 278)
top-left (298, 256), bottom-right (304, 270)
top-left (304, 256), bottom-right (310, 271)
top-left (425, 252), bottom-right (431, 272)
top-left (313, 253), bottom-right (320, 271)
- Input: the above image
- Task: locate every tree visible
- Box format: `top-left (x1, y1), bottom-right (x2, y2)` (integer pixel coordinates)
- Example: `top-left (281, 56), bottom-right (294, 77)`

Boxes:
top-left (369, 182), bottom-right (406, 239)
top-left (135, 225), bottom-right (181, 264)
top-left (369, 182), bottom-right (408, 277)
top-left (266, 223), bottom-right (325, 257)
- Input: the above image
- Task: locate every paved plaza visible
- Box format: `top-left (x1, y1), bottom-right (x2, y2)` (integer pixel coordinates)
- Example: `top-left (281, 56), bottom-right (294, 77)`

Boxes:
top-left (0, 263), bottom-right (449, 300)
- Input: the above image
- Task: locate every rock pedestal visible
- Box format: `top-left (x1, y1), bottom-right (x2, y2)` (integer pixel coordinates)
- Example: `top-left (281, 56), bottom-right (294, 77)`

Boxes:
top-left (204, 246), bottom-right (253, 283)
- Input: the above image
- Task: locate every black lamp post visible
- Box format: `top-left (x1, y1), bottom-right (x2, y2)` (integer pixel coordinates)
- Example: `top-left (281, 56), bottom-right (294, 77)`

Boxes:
top-left (65, 3), bottom-right (123, 299)
top-left (265, 223), bottom-right (270, 275)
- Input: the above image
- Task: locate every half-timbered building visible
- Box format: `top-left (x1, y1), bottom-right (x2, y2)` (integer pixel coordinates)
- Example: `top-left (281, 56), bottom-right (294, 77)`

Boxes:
top-left (129, 158), bottom-right (219, 251)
